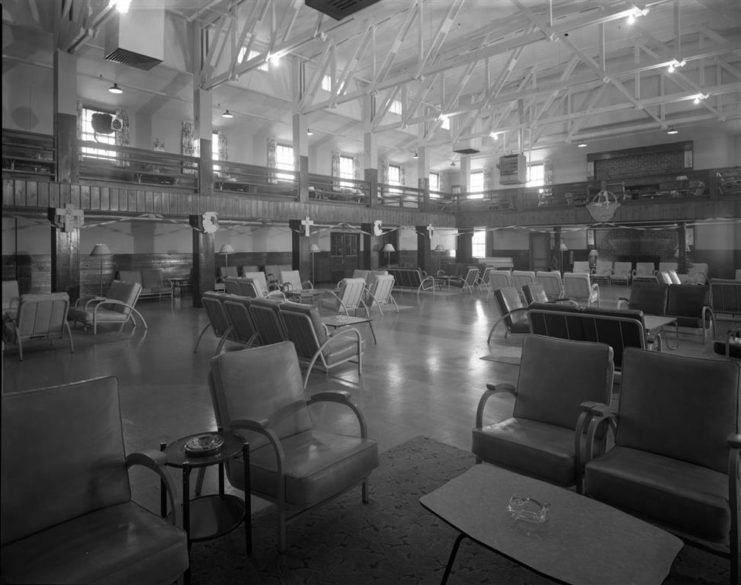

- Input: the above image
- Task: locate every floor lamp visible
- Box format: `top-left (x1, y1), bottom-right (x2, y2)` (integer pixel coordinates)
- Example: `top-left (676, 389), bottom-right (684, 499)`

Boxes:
top-left (219, 243), bottom-right (235, 269)
top-left (90, 243), bottom-right (112, 296)
top-left (560, 242), bottom-right (569, 274)
top-left (382, 243), bottom-right (395, 267)
top-left (310, 243), bottom-right (320, 283)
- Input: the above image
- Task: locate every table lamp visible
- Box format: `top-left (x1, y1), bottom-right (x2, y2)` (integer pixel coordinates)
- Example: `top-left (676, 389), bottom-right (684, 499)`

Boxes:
top-left (90, 243), bottom-right (112, 295)
top-left (559, 242), bottom-right (568, 274)
top-left (382, 243), bottom-right (395, 267)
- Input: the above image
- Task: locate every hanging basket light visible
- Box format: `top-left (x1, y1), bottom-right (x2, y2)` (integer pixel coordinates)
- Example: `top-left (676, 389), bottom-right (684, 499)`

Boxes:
top-left (586, 189), bottom-right (620, 223)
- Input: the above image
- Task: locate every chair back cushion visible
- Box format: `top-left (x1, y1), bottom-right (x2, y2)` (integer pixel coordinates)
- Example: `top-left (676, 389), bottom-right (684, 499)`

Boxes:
top-left (279, 302), bottom-right (327, 355)
top-left (338, 278), bottom-right (366, 310)
top-left (627, 281), bottom-right (668, 315)
top-left (370, 274), bottom-right (394, 304)
top-left (488, 271), bottom-right (512, 291)
top-left (248, 298), bottom-right (287, 344)
top-left (513, 335), bottom-right (614, 429)
top-left (223, 297), bottom-right (258, 344)
top-left (243, 271), bottom-right (269, 295)
top-left (634, 262), bottom-right (655, 277)
top-left (209, 342), bottom-right (312, 450)
top-left (617, 348), bottom-right (740, 473)
top-left (494, 287), bottom-right (526, 329)
top-left (280, 270), bottom-right (303, 291)
top-left (666, 284), bottom-right (708, 324)
top-left (535, 271), bottom-right (562, 300)
top-left (117, 270), bottom-right (141, 284)
top-left (511, 271), bottom-right (536, 290)
top-left (106, 281), bottom-right (142, 314)
top-left (14, 293), bottom-right (70, 337)
top-left (563, 273), bottom-right (595, 301)
top-left (202, 292), bottom-right (231, 337)
top-left (1, 376), bottom-right (129, 545)
top-left (612, 262), bottom-right (632, 281)
top-left (522, 283), bottom-right (548, 305)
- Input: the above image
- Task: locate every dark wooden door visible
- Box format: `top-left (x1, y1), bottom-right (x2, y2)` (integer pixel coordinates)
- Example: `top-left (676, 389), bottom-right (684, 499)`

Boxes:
top-left (330, 232), bottom-right (360, 281)
top-left (530, 232), bottom-right (550, 271)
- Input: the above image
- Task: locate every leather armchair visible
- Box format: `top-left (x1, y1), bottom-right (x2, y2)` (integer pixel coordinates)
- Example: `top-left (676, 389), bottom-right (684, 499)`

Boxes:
top-left (1, 376), bottom-right (188, 585)
top-left (2, 292), bottom-right (74, 360)
top-left (68, 280), bottom-right (147, 335)
top-left (208, 341), bottom-right (379, 552)
top-left (473, 334), bottom-right (614, 491)
top-left (583, 348), bottom-right (741, 585)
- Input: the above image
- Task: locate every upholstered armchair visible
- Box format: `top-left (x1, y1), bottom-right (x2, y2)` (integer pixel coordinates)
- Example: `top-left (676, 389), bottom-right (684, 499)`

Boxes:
top-left (323, 277), bottom-right (369, 317)
top-left (632, 262), bottom-right (656, 282)
top-left (280, 270), bottom-right (313, 292)
top-left (510, 270), bottom-right (537, 295)
top-left (487, 286), bottom-right (531, 343)
top-left (193, 291), bottom-right (233, 354)
top-left (3, 292), bottom-right (74, 360)
top-left (535, 270), bottom-right (564, 301)
top-left (522, 283), bottom-right (579, 307)
top-left (1, 279), bottom-right (20, 318)
top-left (563, 272), bottom-right (600, 306)
top-left (366, 274), bottom-right (398, 314)
top-left (207, 342), bottom-right (379, 551)
top-left (610, 261), bottom-right (633, 286)
top-left (279, 301), bottom-right (363, 389)
top-left (616, 281), bottom-right (668, 316)
top-left (248, 297), bottom-right (288, 345)
top-left (68, 280), bottom-right (147, 334)
top-left (473, 334), bottom-right (614, 491)
top-left (582, 348), bottom-right (741, 585)
top-left (1, 376), bottom-right (188, 585)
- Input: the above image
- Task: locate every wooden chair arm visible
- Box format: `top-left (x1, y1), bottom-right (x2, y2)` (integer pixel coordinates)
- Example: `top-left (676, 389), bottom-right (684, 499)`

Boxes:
top-left (308, 391), bottom-right (368, 438)
top-left (126, 450), bottom-right (180, 527)
top-left (476, 383), bottom-right (517, 429)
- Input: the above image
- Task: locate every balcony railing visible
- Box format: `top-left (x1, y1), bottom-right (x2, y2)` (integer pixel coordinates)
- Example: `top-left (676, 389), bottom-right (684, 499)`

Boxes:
top-left (309, 174), bottom-right (369, 204)
top-left (216, 161), bottom-right (297, 199)
top-left (2, 129), bottom-right (55, 180)
top-left (379, 183), bottom-right (422, 208)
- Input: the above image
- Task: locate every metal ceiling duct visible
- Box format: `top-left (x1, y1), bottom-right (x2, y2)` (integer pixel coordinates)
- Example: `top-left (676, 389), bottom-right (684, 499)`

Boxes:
top-left (105, 2), bottom-right (164, 71)
top-left (305, 0), bottom-right (383, 21)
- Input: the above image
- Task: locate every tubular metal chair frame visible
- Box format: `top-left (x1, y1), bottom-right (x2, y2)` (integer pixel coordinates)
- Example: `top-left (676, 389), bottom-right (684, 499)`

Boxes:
top-left (366, 274), bottom-right (398, 314)
top-left (3, 292), bottom-right (75, 360)
top-left (193, 292), bottom-right (233, 355)
top-left (325, 278), bottom-right (369, 317)
top-left (71, 281), bottom-right (147, 335)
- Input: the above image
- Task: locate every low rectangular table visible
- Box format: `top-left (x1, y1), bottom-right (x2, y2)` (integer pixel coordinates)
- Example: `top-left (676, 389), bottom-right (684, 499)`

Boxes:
top-left (420, 465), bottom-right (682, 585)
top-left (322, 314), bottom-right (377, 344)
top-left (644, 314), bottom-right (678, 350)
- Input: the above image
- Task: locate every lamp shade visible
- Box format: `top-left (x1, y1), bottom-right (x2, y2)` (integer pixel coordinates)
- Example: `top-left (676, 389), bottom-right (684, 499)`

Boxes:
top-left (434, 244), bottom-right (445, 252)
top-left (219, 244), bottom-right (235, 254)
top-left (90, 243), bottom-right (111, 256)
top-left (559, 242), bottom-right (568, 252)
top-left (588, 249), bottom-right (599, 258)
top-left (310, 244), bottom-right (321, 253)
top-left (382, 243), bottom-right (395, 253)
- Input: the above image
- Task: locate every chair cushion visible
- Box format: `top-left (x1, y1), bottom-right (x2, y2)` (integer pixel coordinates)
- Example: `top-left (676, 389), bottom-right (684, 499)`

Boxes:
top-left (1, 501), bottom-right (188, 585)
top-left (472, 418), bottom-right (577, 486)
top-left (584, 446), bottom-right (730, 543)
top-left (248, 429), bottom-right (379, 507)
top-left (322, 333), bottom-right (361, 366)
top-left (69, 307), bottom-right (131, 324)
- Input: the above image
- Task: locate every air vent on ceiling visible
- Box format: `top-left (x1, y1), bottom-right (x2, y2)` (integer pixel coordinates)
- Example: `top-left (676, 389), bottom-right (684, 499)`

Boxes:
top-left (305, 0), bottom-right (383, 21)
top-left (453, 147), bottom-right (480, 155)
top-left (105, 3), bottom-right (164, 71)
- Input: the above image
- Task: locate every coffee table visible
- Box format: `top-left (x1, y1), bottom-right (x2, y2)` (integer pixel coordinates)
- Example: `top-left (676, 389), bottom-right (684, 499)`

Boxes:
top-left (322, 314), bottom-right (377, 344)
top-left (420, 465), bottom-right (682, 585)
top-left (644, 314), bottom-right (678, 350)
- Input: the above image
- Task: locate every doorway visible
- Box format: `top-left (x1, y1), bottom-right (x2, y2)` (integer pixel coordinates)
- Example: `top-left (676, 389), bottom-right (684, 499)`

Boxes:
top-left (529, 232), bottom-right (550, 271)
top-left (330, 231), bottom-right (360, 280)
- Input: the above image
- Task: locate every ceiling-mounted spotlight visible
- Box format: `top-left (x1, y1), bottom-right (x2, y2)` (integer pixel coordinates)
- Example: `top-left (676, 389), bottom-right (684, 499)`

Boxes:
top-left (666, 127), bottom-right (679, 135)
top-left (111, 0), bottom-right (131, 14)
top-left (626, 6), bottom-right (649, 24)
top-left (108, 82), bottom-right (123, 94)
top-left (221, 109), bottom-right (234, 119)
top-left (489, 132), bottom-right (499, 141)
top-left (692, 92), bottom-right (709, 105)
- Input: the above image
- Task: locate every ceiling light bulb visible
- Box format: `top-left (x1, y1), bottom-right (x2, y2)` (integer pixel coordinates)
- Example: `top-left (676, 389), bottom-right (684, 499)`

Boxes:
top-left (413, 151), bottom-right (418, 159)
top-left (268, 52), bottom-right (281, 66)
top-left (108, 82), bottom-right (123, 94)
top-left (627, 14), bottom-right (636, 24)
top-left (111, 0), bottom-right (131, 14)
top-left (221, 109), bottom-right (234, 118)
top-left (577, 143), bottom-right (587, 148)
top-left (307, 128), bottom-right (314, 135)
top-left (666, 128), bottom-right (679, 135)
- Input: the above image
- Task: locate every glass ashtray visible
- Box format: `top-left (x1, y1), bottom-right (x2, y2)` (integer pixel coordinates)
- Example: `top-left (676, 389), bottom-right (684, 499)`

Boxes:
top-left (507, 495), bottom-right (550, 524)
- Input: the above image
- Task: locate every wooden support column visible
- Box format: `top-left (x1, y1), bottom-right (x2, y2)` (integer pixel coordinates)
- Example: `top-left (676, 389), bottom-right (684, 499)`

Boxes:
top-left (417, 226), bottom-right (432, 273)
top-left (54, 49), bottom-right (78, 184)
top-left (194, 87), bottom-right (212, 196)
top-left (190, 216), bottom-right (215, 308)
top-left (50, 224), bottom-right (80, 303)
top-left (289, 219), bottom-right (312, 279)
top-left (360, 223), bottom-right (381, 270)
top-left (364, 94), bottom-right (378, 207)
top-left (417, 144), bottom-right (430, 211)
top-left (677, 223), bottom-right (687, 273)
top-left (457, 227), bottom-right (473, 264)
top-left (293, 113), bottom-right (309, 203)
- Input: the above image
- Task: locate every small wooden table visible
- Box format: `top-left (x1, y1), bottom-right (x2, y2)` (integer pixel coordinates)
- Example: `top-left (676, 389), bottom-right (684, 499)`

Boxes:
top-left (420, 465), bottom-right (682, 585)
top-left (322, 314), bottom-right (377, 344)
top-left (644, 314), bottom-right (678, 350)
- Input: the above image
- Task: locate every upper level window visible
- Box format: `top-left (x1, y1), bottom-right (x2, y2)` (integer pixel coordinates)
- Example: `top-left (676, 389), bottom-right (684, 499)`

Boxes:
top-left (276, 143), bottom-right (294, 181)
top-left (429, 172), bottom-right (440, 193)
top-left (388, 164), bottom-right (401, 185)
top-left (80, 106), bottom-right (116, 160)
top-left (527, 162), bottom-right (545, 187)
top-left (322, 75), bottom-right (332, 92)
top-left (339, 155), bottom-right (354, 187)
top-left (468, 170), bottom-right (484, 199)
top-left (389, 100), bottom-right (402, 115)
top-left (440, 116), bottom-right (450, 130)
top-left (237, 47), bottom-right (269, 71)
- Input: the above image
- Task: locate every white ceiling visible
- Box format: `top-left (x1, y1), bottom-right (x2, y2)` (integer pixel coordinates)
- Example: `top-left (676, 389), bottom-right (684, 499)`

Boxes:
top-left (3, 0), bottom-right (741, 170)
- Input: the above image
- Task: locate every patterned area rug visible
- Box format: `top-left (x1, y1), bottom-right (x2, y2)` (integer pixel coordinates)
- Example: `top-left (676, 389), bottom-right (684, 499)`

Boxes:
top-left (190, 436), bottom-right (728, 585)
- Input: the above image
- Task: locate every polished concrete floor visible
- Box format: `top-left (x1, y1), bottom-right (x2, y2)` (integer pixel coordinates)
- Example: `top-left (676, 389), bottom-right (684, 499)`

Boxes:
top-left (1, 283), bottom-right (728, 512)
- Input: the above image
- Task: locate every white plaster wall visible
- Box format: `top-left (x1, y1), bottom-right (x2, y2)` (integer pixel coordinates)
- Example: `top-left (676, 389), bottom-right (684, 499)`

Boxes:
top-left (2, 217), bottom-right (50, 255)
